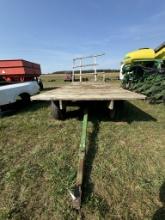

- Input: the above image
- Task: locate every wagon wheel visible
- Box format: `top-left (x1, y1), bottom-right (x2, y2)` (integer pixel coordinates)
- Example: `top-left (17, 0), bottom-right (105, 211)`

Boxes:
top-left (108, 101), bottom-right (124, 119)
top-left (38, 79), bottom-right (44, 90)
top-left (20, 93), bottom-right (31, 105)
top-left (51, 101), bottom-right (66, 120)
top-left (109, 107), bottom-right (116, 119)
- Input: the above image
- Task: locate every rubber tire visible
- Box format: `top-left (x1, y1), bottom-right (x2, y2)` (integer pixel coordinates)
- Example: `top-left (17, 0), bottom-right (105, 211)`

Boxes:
top-left (108, 101), bottom-right (124, 120)
top-left (109, 107), bottom-right (116, 119)
top-left (51, 101), bottom-right (66, 120)
top-left (38, 80), bottom-right (44, 90)
top-left (20, 94), bottom-right (31, 106)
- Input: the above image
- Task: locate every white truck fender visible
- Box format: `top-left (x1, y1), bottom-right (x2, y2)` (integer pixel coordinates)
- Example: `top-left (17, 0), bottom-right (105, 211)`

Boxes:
top-left (0, 81), bottom-right (40, 106)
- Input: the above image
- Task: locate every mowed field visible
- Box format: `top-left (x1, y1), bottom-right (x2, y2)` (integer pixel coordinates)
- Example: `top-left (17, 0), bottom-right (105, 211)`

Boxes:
top-left (0, 73), bottom-right (165, 220)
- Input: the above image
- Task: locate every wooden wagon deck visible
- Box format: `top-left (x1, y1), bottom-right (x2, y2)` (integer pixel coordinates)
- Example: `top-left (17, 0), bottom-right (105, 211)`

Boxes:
top-left (32, 82), bottom-right (146, 101)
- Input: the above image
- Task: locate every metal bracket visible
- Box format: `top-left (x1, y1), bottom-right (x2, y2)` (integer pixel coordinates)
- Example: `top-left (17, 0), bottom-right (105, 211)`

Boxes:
top-left (108, 100), bottom-right (114, 110)
top-left (69, 185), bottom-right (81, 210)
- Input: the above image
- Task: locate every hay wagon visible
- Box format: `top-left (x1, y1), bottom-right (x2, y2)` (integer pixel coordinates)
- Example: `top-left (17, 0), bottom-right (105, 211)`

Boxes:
top-left (32, 55), bottom-right (146, 217)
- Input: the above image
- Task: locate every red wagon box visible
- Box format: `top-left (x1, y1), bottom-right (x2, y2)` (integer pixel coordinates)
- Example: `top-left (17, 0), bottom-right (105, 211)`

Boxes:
top-left (0, 59), bottom-right (41, 82)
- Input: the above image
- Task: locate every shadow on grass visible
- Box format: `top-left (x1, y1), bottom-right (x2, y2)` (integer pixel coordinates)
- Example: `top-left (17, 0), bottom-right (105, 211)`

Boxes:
top-left (24, 101), bottom-right (50, 112)
top-left (82, 118), bottom-right (110, 217)
top-left (83, 119), bottom-right (99, 198)
top-left (116, 101), bottom-right (156, 123)
top-left (0, 101), bottom-right (50, 117)
top-left (66, 101), bottom-right (156, 123)
top-left (152, 182), bottom-right (165, 220)
top-left (1, 100), bottom-right (156, 123)
top-left (42, 86), bottom-right (59, 91)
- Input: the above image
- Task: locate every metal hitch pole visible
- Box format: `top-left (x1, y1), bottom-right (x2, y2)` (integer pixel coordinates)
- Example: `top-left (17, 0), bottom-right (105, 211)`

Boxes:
top-left (69, 109), bottom-right (88, 211)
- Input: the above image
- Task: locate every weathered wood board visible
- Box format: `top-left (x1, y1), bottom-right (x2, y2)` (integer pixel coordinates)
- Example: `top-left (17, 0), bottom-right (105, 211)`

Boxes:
top-left (31, 83), bottom-right (146, 101)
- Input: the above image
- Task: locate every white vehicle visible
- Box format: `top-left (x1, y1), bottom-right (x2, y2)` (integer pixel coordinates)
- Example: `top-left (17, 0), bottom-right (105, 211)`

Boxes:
top-left (0, 81), bottom-right (40, 108)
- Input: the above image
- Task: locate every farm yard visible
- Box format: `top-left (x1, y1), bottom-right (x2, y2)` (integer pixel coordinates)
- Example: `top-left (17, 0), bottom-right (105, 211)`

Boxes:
top-left (0, 0), bottom-right (165, 219)
top-left (0, 73), bottom-right (164, 220)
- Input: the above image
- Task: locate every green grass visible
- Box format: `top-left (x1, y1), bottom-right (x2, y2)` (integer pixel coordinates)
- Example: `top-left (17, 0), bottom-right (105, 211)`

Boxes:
top-left (0, 75), bottom-right (165, 219)
top-left (40, 72), bottom-right (119, 88)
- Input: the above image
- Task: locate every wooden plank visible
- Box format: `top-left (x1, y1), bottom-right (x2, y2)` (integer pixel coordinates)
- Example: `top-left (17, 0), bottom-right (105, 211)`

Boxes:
top-left (31, 83), bottom-right (146, 101)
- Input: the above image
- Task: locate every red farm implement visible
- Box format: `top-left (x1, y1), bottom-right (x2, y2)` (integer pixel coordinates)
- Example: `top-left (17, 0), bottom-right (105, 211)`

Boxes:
top-left (0, 59), bottom-right (43, 89)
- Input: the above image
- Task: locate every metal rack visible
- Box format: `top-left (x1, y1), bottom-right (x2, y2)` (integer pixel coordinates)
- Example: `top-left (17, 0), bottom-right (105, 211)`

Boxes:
top-left (72, 53), bottom-right (105, 82)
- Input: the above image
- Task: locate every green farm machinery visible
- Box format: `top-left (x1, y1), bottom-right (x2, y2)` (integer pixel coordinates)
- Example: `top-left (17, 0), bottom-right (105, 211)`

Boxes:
top-left (120, 42), bottom-right (165, 103)
top-left (120, 42), bottom-right (165, 79)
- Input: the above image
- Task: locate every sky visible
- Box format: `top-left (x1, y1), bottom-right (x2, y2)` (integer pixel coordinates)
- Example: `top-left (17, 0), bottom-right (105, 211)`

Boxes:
top-left (0, 0), bottom-right (164, 73)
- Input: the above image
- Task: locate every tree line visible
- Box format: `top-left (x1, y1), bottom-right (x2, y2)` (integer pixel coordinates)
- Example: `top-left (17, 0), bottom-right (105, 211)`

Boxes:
top-left (46, 69), bottom-right (119, 75)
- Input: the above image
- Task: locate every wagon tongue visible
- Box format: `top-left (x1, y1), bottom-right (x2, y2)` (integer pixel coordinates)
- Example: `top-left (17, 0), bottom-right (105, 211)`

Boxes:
top-left (69, 110), bottom-right (88, 216)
